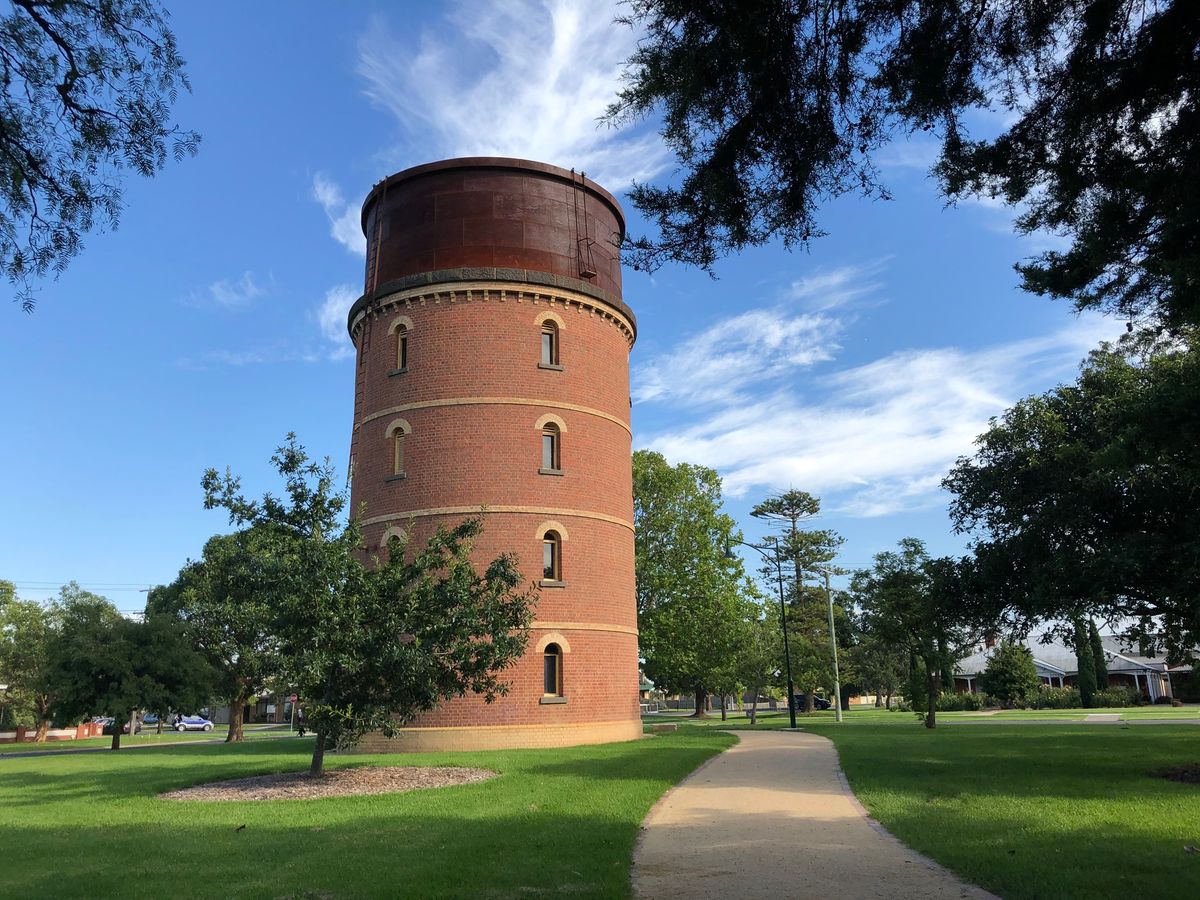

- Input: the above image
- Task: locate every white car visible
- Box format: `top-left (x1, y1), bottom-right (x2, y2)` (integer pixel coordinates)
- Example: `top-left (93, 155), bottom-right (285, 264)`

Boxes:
top-left (175, 715), bottom-right (214, 732)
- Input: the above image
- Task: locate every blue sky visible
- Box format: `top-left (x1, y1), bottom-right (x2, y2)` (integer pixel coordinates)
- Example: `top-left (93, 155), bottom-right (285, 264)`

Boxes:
top-left (0, 1), bottom-right (1116, 611)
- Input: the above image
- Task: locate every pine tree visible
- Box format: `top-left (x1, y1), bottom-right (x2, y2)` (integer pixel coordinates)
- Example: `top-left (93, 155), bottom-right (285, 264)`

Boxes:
top-left (1088, 620), bottom-right (1109, 690)
top-left (1074, 619), bottom-right (1097, 708)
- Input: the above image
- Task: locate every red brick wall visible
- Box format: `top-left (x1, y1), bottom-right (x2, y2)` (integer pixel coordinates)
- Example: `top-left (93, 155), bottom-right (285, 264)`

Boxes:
top-left (347, 159), bottom-right (640, 744)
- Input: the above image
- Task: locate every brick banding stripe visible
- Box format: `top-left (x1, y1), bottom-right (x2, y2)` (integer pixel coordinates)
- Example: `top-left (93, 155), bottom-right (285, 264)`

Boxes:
top-left (360, 397), bottom-right (631, 436)
top-left (362, 506), bottom-right (634, 532)
top-left (531, 621), bottom-right (639, 637)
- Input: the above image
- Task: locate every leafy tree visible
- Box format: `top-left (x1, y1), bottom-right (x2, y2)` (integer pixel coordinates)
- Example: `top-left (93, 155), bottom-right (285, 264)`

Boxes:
top-left (852, 541), bottom-right (974, 728)
top-left (608, 1), bottom-right (1198, 330)
top-left (735, 611), bottom-right (781, 725)
top-left (945, 335), bottom-right (1200, 664)
top-left (849, 629), bottom-right (907, 708)
top-left (1, 0), bottom-right (199, 311)
top-left (0, 591), bottom-right (56, 738)
top-left (47, 591), bottom-right (212, 749)
top-left (751, 491), bottom-right (844, 712)
top-left (148, 526), bottom-right (284, 743)
top-left (1073, 618), bottom-right (1098, 708)
top-left (1088, 620), bottom-right (1109, 689)
top-left (978, 640), bottom-right (1040, 708)
top-left (202, 435), bottom-right (537, 775)
top-left (632, 449), bottom-right (753, 716)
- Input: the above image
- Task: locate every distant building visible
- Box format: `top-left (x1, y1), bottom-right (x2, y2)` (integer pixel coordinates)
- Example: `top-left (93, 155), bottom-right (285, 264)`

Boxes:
top-left (955, 633), bottom-right (1193, 701)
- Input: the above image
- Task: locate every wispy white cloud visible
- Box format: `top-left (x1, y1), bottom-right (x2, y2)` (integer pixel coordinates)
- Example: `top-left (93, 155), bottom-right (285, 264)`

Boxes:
top-left (312, 173), bottom-right (366, 257)
top-left (633, 262), bottom-right (887, 407)
top-left (183, 271), bottom-right (269, 309)
top-left (315, 284), bottom-right (358, 361)
top-left (355, 0), bottom-right (669, 191)
top-left (637, 311), bottom-right (1116, 517)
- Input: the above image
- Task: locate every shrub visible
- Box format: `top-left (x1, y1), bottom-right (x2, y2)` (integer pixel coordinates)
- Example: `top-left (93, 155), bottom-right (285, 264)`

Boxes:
top-left (1092, 687), bottom-right (1141, 707)
top-left (978, 640), bottom-right (1041, 707)
top-left (1172, 699), bottom-right (1184, 707)
top-left (936, 691), bottom-right (992, 711)
top-left (1031, 686), bottom-right (1082, 709)
top-left (1153, 695), bottom-right (1174, 705)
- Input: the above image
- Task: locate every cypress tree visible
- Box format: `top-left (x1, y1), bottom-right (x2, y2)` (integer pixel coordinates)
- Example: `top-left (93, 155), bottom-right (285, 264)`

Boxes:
top-left (1074, 619), bottom-right (1097, 708)
top-left (1088, 620), bottom-right (1108, 690)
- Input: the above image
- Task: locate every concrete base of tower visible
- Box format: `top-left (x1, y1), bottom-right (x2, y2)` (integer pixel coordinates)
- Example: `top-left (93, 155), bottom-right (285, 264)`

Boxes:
top-left (349, 718), bottom-right (644, 753)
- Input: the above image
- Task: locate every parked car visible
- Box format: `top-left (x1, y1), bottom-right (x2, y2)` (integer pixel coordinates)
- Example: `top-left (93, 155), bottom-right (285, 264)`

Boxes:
top-left (175, 715), bottom-right (214, 732)
top-left (102, 718), bottom-right (142, 735)
top-left (142, 713), bottom-right (159, 725)
top-left (793, 694), bottom-right (833, 711)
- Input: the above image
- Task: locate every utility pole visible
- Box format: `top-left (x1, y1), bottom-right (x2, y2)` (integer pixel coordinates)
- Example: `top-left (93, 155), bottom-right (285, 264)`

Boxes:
top-left (824, 569), bottom-right (843, 722)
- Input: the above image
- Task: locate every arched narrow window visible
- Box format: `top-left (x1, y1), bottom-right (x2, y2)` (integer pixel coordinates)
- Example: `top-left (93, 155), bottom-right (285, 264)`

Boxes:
top-left (385, 419), bottom-right (412, 480)
top-left (396, 325), bottom-right (409, 370)
top-left (542, 530), bottom-right (562, 582)
top-left (541, 423), bottom-right (560, 472)
top-left (393, 432), bottom-right (405, 476)
top-left (543, 643), bottom-right (563, 696)
top-left (540, 321), bottom-right (559, 366)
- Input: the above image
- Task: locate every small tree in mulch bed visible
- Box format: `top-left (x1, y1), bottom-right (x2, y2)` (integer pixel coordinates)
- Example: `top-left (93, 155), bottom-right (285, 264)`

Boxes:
top-left (203, 435), bottom-right (538, 776)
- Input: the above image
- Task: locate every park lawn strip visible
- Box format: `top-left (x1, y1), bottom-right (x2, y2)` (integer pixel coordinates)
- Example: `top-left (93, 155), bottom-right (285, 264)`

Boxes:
top-left (801, 720), bottom-right (1200, 900)
top-left (0, 730), bottom-right (733, 899)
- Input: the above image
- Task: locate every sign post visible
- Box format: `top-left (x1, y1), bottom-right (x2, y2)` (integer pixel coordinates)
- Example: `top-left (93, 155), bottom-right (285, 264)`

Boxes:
top-left (289, 694), bottom-right (298, 732)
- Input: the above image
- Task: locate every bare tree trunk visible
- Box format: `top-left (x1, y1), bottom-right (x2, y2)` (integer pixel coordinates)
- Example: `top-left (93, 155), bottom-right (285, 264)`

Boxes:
top-left (111, 729), bottom-right (122, 751)
top-left (885, 690), bottom-right (893, 709)
top-left (156, 717), bottom-right (163, 734)
top-left (875, 689), bottom-right (883, 708)
top-left (720, 695), bottom-right (727, 721)
top-left (226, 692), bottom-right (250, 743)
top-left (926, 668), bottom-right (939, 729)
top-left (749, 687), bottom-right (759, 725)
top-left (309, 731), bottom-right (327, 776)
top-left (690, 688), bottom-right (708, 718)
top-left (34, 719), bottom-right (49, 742)
top-left (804, 687), bottom-right (815, 714)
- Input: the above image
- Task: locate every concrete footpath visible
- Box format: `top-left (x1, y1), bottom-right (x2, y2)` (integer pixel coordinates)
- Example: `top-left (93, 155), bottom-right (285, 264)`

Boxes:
top-left (632, 730), bottom-right (995, 900)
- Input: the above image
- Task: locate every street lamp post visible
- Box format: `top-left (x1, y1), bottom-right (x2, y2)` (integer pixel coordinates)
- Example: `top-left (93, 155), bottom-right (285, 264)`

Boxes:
top-left (823, 568), bottom-right (843, 722)
top-left (729, 538), bottom-right (797, 729)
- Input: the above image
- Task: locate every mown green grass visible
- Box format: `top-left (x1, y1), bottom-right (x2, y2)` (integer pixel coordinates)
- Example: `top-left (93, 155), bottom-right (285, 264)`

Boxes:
top-left (665, 715), bottom-right (1200, 899)
top-left (2, 725), bottom-right (298, 753)
top-left (0, 730), bottom-right (733, 899)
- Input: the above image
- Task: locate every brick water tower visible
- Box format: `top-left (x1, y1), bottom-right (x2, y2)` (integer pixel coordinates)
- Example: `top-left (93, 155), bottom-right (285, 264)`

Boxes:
top-left (345, 158), bottom-right (642, 751)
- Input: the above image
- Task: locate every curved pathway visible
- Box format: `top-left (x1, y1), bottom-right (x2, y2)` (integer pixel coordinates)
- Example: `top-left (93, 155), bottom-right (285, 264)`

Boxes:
top-left (632, 730), bottom-right (995, 899)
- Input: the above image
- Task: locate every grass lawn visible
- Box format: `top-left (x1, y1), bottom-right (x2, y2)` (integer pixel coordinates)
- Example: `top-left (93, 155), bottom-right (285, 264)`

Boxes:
top-left (660, 713), bottom-right (1200, 899)
top-left (0, 730), bottom-right (733, 899)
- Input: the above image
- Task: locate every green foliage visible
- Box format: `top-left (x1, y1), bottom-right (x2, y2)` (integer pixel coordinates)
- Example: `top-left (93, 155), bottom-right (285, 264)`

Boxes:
top-left (1074, 619), bottom-right (1098, 708)
top-left (947, 337), bottom-right (1200, 665)
top-left (0, 0), bottom-right (199, 311)
top-left (147, 526), bottom-right (284, 741)
top-left (203, 435), bottom-right (537, 773)
top-left (609, 1), bottom-right (1199, 330)
top-left (1031, 686), bottom-right (1083, 710)
top-left (934, 691), bottom-right (991, 712)
top-left (978, 640), bottom-right (1041, 708)
top-left (632, 450), bottom-right (754, 707)
top-left (852, 540), bottom-right (975, 727)
top-left (847, 632), bottom-right (907, 706)
top-left (1093, 687), bottom-right (1143, 708)
top-left (46, 588), bottom-right (213, 742)
top-left (1088, 620), bottom-right (1109, 688)
top-left (750, 490), bottom-right (845, 711)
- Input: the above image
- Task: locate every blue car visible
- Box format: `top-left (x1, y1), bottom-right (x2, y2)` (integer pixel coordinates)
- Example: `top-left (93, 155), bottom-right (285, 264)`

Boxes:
top-left (175, 715), bottom-right (214, 732)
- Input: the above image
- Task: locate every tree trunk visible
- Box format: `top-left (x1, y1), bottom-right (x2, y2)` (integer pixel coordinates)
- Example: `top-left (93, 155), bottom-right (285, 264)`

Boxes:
top-left (875, 689), bottom-right (883, 708)
top-left (309, 731), bottom-right (327, 776)
top-left (885, 690), bottom-right (893, 709)
top-left (226, 692), bottom-right (250, 742)
top-left (111, 729), bottom-right (121, 751)
top-left (128, 711), bottom-right (138, 738)
top-left (926, 667), bottom-right (939, 729)
top-left (34, 718), bottom-right (49, 742)
top-left (804, 687), bottom-right (815, 714)
top-left (749, 687), bottom-right (759, 725)
top-left (720, 695), bottom-right (727, 721)
top-left (690, 688), bottom-right (708, 718)
top-left (156, 717), bottom-right (163, 734)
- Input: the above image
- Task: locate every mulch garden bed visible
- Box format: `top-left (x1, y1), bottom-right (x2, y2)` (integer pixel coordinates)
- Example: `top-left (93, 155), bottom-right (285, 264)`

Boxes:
top-left (161, 765), bottom-right (496, 801)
